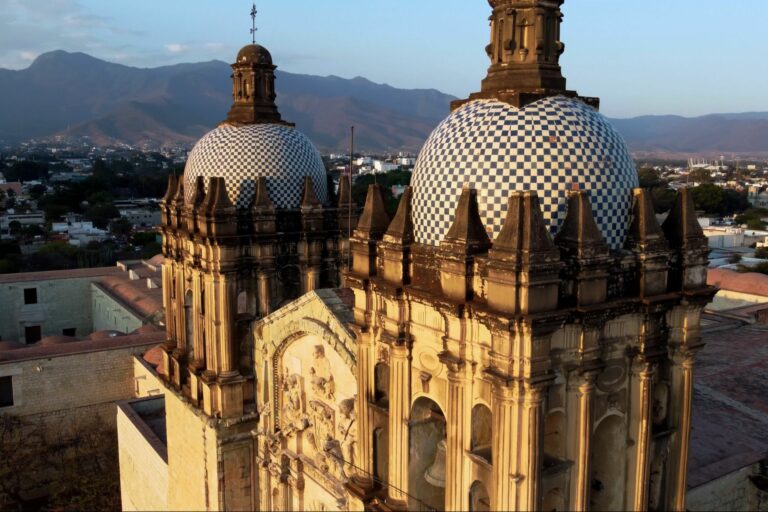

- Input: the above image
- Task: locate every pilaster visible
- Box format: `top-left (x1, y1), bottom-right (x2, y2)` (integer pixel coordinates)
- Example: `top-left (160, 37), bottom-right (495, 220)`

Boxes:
top-left (444, 362), bottom-right (472, 512)
top-left (386, 339), bottom-right (411, 506)
top-left (629, 362), bottom-right (655, 511)
top-left (490, 381), bottom-right (518, 511)
top-left (354, 329), bottom-right (375, 488)
top-left (568, 372), bottom-right (596, 511)
top-left (519, 386), bottom-right (544, 512)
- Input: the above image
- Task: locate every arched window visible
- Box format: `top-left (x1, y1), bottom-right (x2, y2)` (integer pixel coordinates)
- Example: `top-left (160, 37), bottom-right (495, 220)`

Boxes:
top-left (591, 415), bottom-right (626, 511)
top-left (471, 404), bottom-right (492, 463)
top-left (409, 397), bottom-right (446, 511)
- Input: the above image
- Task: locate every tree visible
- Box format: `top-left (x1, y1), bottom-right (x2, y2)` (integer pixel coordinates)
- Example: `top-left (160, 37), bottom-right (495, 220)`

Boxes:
top-left (690, 184), bottom-right (726, 215)
top-left (755, 247), bottom-right (768, 259)
top-left (109, 218), bottom-right (132, 237)
top-left (28, 185), bottom-right (47, 200)
top-left (689, 168), bottom-right (713, 184)
top-left (85, 203), bottom-right (119, 230)
top-left (638, 167), bottom-right (663, 189)
top-left (8, 220), bottom-right (21, 235)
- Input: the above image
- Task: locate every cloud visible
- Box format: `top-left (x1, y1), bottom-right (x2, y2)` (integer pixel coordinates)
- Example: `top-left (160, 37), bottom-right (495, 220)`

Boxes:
top-left (20, 51), bottom-right (38, 62)
top-left (165, 43), bottom-right (188, 54)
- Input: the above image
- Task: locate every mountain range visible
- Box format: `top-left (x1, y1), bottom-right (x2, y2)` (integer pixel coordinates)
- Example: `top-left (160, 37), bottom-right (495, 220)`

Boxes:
top-left (1, 50), bottom-right (767, 156)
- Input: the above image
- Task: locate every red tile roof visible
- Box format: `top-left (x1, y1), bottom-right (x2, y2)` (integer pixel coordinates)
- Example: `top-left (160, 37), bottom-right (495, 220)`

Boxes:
top-left (708, 268), bottom-right (768, 297)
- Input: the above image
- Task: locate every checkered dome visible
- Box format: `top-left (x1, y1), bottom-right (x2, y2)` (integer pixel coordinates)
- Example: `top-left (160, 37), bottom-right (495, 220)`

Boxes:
top-left (184, 123), bottom-right (328, 209)
top-left (412, 96), bottom-right (639, 250)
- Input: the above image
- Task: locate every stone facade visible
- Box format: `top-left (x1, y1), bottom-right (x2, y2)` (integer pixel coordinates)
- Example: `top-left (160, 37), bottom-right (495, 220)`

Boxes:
top-left (342, 184), bottom-right (714, 511)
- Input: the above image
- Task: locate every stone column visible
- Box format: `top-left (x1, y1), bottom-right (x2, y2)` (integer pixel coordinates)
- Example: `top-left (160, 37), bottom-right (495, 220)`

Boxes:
top-left (354, 330), bottom-right (374, 486)
top-left (161, 259), bottom-right (174, 341)
top-left (571, 374), bottom-right (596, 511)
top-left (257, 272), bottom-right (272, 317)
top-left (491, 383), bottom-right (517, 511)
top-left (387, 341), bottom-right (410, 505)
top-left (667, 354), bottom-right (695, 511)
top-left (445, 364), bottom-right (471, 511)
top-left (218, 274), bottom-right (237, 377)
top-left (204, 273), bottom-right (218, 373)
top-left (519, 387), bottom-right (544, 512)
top-left (192, 271), bottom-right (205, 367)
top-left (632, 363), bottom-right (654, 511)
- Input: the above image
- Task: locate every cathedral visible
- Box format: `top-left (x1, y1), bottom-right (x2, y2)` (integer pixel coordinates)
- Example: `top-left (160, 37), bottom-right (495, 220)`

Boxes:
top-left (117, 1), bottom-right (715, 511)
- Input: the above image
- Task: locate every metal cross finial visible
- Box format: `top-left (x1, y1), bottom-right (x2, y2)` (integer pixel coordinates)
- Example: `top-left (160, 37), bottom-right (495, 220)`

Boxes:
top-left (250, 3), bottom-right (258, 44)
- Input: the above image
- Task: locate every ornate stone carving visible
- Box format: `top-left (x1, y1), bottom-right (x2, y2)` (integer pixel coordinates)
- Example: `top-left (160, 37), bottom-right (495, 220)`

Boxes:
top-left (282, 373), bottom-right (308, 434)
top-left (309, 400), bottom-right (336, 454)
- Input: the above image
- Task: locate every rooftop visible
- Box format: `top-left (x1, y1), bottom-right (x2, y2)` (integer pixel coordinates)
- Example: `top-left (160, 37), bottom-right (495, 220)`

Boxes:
top-left (689, 314), bottom-right (768, 489)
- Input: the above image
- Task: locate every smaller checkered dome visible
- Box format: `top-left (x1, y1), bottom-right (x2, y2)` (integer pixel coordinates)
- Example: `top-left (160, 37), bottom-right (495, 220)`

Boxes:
top-left (412, 96), bottom-right (639, 250)
top-left (184, 123), bottom-right (328, 209)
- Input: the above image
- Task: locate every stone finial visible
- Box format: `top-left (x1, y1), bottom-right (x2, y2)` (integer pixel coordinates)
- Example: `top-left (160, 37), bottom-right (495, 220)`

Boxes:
top-left (554, 190), bottom-right (611, 306)
top-left (251, 176), bottom-right (275, 210)
top-left (378, 187), bottom-right (414, 285)
top-left (162, 175), bottom-right (179, 204)
top-left (661, 187), bottom-right (705, 248)
top-left (491, 191), bottom-right (556, 260)
top-left (300, 176), bottom-right (322, 208)
top-left (383, 187), bottom-right (414, 244)
top-left (626, 188), bottom-right (670, 297)
top-left (662, 188), bottom-right (709, 291)
top-left (554, 190), bottom-right (609, 256)
top-left (354, 184), bottom-right (391, 240)
top-left (189, 176), bottom-right (207, 208)
top-left (172, 178), bottom-right (186, 207)
top-left (161, 175), bottom-right (179, 227)
top-left (441, 187), bottom-right (491, 254)
top-left (627, 188), bottom-right (666, 248)
top-left (486, 192), bottom-right (561, 314)
top-left (206, 177), bottom-right (234, 212)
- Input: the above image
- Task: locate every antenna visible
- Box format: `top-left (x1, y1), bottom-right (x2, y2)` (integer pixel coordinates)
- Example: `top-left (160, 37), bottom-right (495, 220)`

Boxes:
top-left (250, 3), bottom-right (258, 44)
top-left (347, 126), bottom-right (355, 269)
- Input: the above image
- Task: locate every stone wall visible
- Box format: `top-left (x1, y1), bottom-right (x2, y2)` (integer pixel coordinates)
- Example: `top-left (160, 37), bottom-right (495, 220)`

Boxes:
top-left (688, 463), bottom-right (768, 511)
top-left (117, 399), bottom-right (169, 512)
top-left (163, 380), bottom-right (220, 511)
top-left (0, 340), bottom-right (158, 428)
top-left (0, 277), bottom-right (96, 342)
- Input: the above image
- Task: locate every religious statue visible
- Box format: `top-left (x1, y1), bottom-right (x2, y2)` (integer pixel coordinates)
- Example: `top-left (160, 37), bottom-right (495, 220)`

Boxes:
top-left (309, 345), bottom-right (335, 401)
top-left (338, 398), bottom-right (357, 475)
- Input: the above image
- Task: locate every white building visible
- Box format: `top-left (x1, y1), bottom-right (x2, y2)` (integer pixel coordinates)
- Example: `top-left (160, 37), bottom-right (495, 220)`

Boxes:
top-left (373, 160), bottom-right (399, 173)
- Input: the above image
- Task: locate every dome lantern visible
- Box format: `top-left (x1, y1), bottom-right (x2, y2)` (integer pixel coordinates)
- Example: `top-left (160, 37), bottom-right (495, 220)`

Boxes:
top-left (453, 0), bottom-right (598, 110)
top-left (225, 5), bottom-right (290, 126)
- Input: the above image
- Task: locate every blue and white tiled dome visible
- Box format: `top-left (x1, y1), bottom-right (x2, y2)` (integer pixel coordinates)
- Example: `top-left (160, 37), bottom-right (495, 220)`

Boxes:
top-left (411, 96), bottom-right (639, 250)
top-left (184, 123), bottom-right (328, 209)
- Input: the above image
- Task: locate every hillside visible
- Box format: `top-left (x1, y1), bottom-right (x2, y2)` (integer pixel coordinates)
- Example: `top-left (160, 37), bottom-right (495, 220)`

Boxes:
top-left (1, 51), bottom-right (767, 156)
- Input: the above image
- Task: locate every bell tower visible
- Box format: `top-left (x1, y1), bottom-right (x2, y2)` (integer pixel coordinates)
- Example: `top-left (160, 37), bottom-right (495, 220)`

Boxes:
top-left (454, 0), bottom-right (599, 110)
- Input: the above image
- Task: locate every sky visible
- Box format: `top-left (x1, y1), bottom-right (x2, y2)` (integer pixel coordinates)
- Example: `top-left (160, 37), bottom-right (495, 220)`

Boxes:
top-left (1, 0), bottom-right (766, 118)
